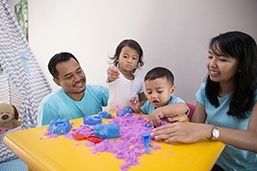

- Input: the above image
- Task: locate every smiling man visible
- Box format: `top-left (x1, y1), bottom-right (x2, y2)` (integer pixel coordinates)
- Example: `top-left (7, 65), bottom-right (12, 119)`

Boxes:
top-left (38, 52), bottom-right (108, 126)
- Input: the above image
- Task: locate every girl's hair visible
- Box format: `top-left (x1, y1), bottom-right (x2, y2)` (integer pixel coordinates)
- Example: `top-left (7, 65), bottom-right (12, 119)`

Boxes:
top-left (145, 67), bottom-right (174, 85)
top-left (206, 31), bottom-right (257, 119)
top-left (110, 39), bottom-right (144, 71)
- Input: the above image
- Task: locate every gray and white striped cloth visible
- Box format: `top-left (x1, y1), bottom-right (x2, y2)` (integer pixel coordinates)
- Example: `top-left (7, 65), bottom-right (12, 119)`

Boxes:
top-left (0, 0), bottom-right (52, 163)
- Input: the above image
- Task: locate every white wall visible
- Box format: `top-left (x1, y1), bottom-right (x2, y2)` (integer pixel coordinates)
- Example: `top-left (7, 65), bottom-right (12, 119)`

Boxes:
top-left (22, 0), bottom-right (257, 103)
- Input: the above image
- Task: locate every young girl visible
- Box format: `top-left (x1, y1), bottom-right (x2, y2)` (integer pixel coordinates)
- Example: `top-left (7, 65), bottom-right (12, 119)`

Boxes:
top-left (151, 31), bottom-right (257, 170)
top-left (106, 39), bottom-right (145, 111)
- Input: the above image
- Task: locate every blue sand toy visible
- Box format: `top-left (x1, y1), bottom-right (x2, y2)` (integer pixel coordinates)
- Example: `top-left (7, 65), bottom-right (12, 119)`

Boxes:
top-left (116, 107), bottom-right (133, 117)
top-left (142, 131), bottom-right (151, 153)
top-left (98, 111), bottom-right (112, 119)
top-left (93, 124), bottom-right (120, 139)
top-left (145, 122), bottom-right (152, 128)
top-left (83, 115), bottom-right (102, 125)
top-left (48, 119), bottom-right (72, 135)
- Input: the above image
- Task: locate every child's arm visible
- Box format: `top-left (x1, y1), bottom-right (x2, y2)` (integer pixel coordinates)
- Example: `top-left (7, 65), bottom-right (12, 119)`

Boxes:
top-left (138, 92), bottom-right (147, 106)
top-left (106, 66), bottom-right (119, 83)
top-left (149, 103), bottom-right (189, 127)
top-left (130, 93), bottom-right (148, 113)
top-left (129, 97), bottom-right (141, 113)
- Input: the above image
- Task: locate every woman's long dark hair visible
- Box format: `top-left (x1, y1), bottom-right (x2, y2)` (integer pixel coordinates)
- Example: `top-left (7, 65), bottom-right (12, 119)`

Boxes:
top-left (206, 31), bottom-right (257, 119)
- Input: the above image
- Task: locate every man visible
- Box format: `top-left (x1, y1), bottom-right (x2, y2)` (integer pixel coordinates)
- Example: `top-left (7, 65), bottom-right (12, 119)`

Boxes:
top-left (38, 52), bottom-right (108, 125)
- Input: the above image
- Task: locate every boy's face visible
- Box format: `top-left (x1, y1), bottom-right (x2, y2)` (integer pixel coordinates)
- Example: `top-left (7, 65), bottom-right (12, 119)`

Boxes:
top-left (53, 58), bottom-right (86, 96)
top-left (144, 77), bottom-right (174, 108)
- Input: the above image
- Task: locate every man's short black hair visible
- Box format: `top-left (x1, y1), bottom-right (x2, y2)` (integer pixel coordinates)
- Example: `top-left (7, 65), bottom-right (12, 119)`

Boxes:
top-left (48, 52), bottom-right (79, 79)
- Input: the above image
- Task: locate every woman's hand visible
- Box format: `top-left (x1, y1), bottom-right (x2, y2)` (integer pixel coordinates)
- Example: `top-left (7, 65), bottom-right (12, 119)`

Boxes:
top-left (151, 122), bottom-right (212, 144)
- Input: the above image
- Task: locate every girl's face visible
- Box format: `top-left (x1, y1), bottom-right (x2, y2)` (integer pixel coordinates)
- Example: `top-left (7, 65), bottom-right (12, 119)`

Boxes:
top-left (117, 46), bottom-right (139, 74)
top-left (144, 77), bottom-right (174, 108)
top-left (207, 49), bottom-right (239, 84)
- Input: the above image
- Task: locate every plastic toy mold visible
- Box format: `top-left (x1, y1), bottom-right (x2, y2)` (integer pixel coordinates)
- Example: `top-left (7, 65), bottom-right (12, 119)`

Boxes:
top-left (83, 115), bottom-right (102, 125)
top-left (93, 124), bottom-right (120, 139)
top-left (72, 133), bottom-right (103, 143)
top-left (47, 119), bottom-right (72, 135)
top-left (116, 107), bottom-right (133, 117)
top-left (98, 111), bottom-right (112, 119)
top-left (145, 122), bottom-right (152, 128)
top-left (142, 131), bottom-right (151, 153)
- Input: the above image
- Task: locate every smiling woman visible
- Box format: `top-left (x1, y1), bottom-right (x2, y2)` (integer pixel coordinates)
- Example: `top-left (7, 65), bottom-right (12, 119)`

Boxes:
top-left (151, 31), bottom-right (257, 171)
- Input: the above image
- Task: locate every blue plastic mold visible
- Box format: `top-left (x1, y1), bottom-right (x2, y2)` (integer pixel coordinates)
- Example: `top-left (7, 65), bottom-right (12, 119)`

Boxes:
top-left (93, 124), bottom-right (120, 139)
top-left (47, 119), bottom-right (72, 135)
top-left (98, 111), bottom-right (112, 119)
top-left (142, 131), bottom-right (151, 153)
top-left (83, 115), bottom-right (102, 125)
top-left (145, 122), bottom-right (152, 128)
top-left (116, 107), bottom-right (133, 117)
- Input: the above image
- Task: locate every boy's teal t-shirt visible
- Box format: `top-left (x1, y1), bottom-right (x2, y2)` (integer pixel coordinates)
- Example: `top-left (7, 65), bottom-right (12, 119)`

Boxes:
top-left (140, 96), bottom-right (186, 114)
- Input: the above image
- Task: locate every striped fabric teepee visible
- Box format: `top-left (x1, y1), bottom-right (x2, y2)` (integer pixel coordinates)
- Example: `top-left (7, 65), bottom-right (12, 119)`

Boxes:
top-left (0, 0), bottom-right (52, 163)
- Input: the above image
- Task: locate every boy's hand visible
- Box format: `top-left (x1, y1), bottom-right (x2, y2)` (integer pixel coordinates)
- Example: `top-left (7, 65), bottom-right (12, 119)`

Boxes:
top-left (107, 66), bottom-right (119, 82)
top-left (148, 109), bottom-right (165, 127)
top-left (129, 97), bottom-right (140, 113)
top-left (149, 110), bottom-right (189, 127)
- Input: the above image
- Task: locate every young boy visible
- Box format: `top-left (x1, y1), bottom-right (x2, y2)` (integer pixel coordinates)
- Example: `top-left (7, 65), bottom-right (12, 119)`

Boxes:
top-left (130, 67), bottom-right (189, 127)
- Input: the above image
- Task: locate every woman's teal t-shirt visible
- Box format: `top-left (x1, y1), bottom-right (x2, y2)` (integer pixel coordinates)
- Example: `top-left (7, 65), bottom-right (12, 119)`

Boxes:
top-left (196, 83), bottom-right (257, 171)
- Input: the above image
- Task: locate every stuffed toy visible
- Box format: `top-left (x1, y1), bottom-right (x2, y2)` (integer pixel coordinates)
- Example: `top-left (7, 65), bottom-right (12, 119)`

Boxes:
top-left (0, 103), bottom-right (21, 135)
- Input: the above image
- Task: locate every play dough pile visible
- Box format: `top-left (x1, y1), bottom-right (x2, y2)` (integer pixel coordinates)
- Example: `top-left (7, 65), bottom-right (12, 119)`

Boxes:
top-left (45, 113), bottom-right (163, 171)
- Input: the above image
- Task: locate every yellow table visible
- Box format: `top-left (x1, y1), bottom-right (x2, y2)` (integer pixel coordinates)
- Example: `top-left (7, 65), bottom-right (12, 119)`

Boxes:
top-left (3, 117), bottom-right (224, 171)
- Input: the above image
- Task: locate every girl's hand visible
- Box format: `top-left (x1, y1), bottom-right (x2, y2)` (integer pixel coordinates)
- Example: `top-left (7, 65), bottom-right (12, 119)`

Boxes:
top-left (107, 66), bottom-right (119, 82)
top-left (151, 122), bottom-right (211, 144)
top-left (129, 97), bottom-right (140, 113)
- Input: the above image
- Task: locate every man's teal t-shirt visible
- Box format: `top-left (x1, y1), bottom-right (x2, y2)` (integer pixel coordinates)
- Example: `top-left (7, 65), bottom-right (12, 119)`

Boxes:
top-left (38, 84), bottom-right (108, 126)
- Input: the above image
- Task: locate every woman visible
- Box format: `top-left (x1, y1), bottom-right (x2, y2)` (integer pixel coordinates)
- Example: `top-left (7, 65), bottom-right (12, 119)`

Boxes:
top-left (151, 31), bottom-right (257, 170)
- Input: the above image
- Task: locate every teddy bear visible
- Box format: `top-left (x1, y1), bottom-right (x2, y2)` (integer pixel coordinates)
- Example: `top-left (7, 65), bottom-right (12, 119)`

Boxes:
top-left (0, 103), bottom-right (21, 135)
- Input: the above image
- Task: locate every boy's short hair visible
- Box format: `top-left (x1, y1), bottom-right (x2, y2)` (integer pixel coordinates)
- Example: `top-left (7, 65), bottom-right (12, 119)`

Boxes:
top-left (144, 67), bottom-right (174, 84)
